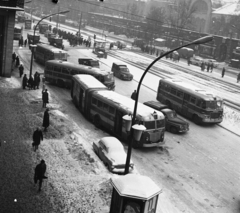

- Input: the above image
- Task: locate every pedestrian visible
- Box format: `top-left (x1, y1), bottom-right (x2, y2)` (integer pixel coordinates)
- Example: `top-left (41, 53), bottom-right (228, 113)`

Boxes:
top-left (201, 61), bottom-right (205, 71)
top-left (187, 57), bottom-right (191, 66)
top-left (207, 62), bottom-right (210, 72)
top-left (210, 62), bottom-right (214, 72)
top-left (237, 72), bottom-right (240, 83)
top-left (36, 73), bottom-right (41, 89)
top-left (24, 39), bottom-right (27, 47)
top-left (131, 90), bottom-right (137, 101)
top-left (28, 75), bottom-right (34, 90)
top-left (15, 56), bottom-right (20, 67)
top-left (177, 55), bottom-right (180, 62)
top-left (34, 160), bottom-right (47, 192)
top-left (42, 89), bottom-right (49, 108)
top-left (22, 74), bottom-right (28, 89)
top-left (32, 127), bottom-right (43, 152)
top-left (19, 64), bottom-right (24, 78)
top-left (42, 108), bottom-right (50, 132)
top-left (12, 52), bottom-right (16, 63)
top-left (33, 72), bottom-right (39, 89)
top-left (222, 67), bottom-right (226, 78)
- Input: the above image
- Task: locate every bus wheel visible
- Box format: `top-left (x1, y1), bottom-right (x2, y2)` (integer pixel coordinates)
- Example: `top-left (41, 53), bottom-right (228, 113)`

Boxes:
top-left (170, 126), bottom-right (178, 134)
top-left (94, 115), bottom-right (101, 127)
top-left (193, 115), bottom-right (200, 124)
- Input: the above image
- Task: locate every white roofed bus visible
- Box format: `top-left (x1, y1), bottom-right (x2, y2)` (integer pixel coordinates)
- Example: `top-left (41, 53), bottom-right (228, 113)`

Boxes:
top-left (72, 75), bottom-right (165, 148)
top-left (157, 78), bottom-right (223, 124)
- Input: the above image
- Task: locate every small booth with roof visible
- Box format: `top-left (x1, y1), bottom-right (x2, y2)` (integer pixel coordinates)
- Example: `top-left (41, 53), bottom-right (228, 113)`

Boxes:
top-left (109, 174), bottom-right (162, 213)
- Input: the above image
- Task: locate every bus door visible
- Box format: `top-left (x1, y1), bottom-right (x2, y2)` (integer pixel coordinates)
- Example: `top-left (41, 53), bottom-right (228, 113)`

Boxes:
top-left (182, 93), bottom-right (190, 117)
top-left (114, 110), bottom-right (123, 137)
top-left (78, 87), bottom-right (84, 112)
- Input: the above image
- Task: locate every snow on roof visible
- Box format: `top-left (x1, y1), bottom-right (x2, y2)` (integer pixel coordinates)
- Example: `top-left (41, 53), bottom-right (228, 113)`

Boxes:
top-left (96, 90), bottom-right (165, 120)
top-left (213, 2), bottom-right (240, 15)
top-left (100, 137), bottom-right (123, 150)
top-left (73, 75), bottom-right (107, 89)
top-left (111, 174), bottom-right (162, 200)
top-left (155, 38), bottom-right (166, 42)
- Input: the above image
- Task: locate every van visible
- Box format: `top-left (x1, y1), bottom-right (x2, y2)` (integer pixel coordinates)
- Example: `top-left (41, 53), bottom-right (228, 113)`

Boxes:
top-left (78, 57), bottom-right (100, 68)
top-left (111, 62), bottom-right (133, 81)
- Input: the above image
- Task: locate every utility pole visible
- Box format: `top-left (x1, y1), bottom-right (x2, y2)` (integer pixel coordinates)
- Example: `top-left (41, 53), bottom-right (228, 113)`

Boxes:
top-left (78, 12), bottom-right (82, 37)
top-left (30, 0), bottom-right (34, 29)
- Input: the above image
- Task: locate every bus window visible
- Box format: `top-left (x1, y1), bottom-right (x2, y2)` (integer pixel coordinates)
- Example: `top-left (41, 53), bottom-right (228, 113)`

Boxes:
top-left (54, 66), bottom-right (61, 72)
top-left (144, 121), bottom-right (155, 129)
top-left (190, 96), bottom-right (196, 104)
top-left (184, 94), bottom-right (190, 101)
top-left (109, 106), bottom-right (115, 114)
top-left (165, 85), bottom-right (170, 92)
top-left (71, 70), bottom-right (78, 75)
top-left (170, 88), bottom-right (177, 95)
top-left (103, 103), bottom-right (109, 111)
top-left (196, 99), bottom-right (202, 107)
top-left (46, 64), bottom-right (53, 70)
top-left (156, 119), bottom-right (165, 128)
top-left (62, 67), bottom-right (70, 75)
top-left (202, 101), bottom-right (206, 109)
top-left (97, 100), bottom-right (103, 108)
top-left (176, 90), bottom-right (183, 98)
top-left (92, 98), bottom-right (97, 105)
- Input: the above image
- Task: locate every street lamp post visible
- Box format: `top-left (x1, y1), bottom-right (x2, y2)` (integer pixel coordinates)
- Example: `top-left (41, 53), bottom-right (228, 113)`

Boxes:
top-left (78, 12), bottom-right (83, 37)
top-left (29, 10), bottom-right (69, 78)
top-left (124, 35), bottom-right (213, 174)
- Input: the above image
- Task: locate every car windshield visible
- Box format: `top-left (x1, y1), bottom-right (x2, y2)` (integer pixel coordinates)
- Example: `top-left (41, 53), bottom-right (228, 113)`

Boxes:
top-left (144, 121), bottom-right (155, 129)
top-left (166, 111), bottom-right (177, 118)
top-left (119, 66), bottom-right (129, 72)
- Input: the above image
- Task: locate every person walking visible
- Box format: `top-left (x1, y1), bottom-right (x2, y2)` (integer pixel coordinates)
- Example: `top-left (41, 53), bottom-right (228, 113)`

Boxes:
top-left (222, 67), bottom-right (226, 78)
top-left (237, 72), bottom-right (240, 83)
top-left (42, 108), bottom-right (50, 132)
top-left (15, 56), bottom-right (20, 67)
top-left (210, 62), bottom-right (214, 72)
top-left (42, 89), bottom-right (49, 108)
top-left (22, 74), bottom-right (28, 89)
top-left (200, 61), bottom-right (205, 71)
top-left (24, 39), bottom-right (27, 47)
top-left (32, 127), bottom-right (43, 152)
top-left (34, 160), bottom-right (47, 192)
top-left (19, 64), bottom-right (24, 78)
top-left (33, 72), bottom-right (39, 90)
top-left (187, 57), bottom-right (191, 66)
top-left (207, 62), bottom-right (210, 72)
top-left (36, 73), bottom-right (41, 89)
top-left (131, 90), bottom-right (137, 101)
top-left (28, 75), bottom-right (34, 90)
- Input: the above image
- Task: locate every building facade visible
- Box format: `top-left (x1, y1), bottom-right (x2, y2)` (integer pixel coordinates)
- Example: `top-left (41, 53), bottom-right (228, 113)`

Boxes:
top-left (0, 0), bottom-right (24, 77)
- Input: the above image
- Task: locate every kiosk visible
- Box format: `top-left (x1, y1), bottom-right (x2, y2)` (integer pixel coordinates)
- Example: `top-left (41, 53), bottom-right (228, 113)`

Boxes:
top-left (109, 174), bottom-right (162, 213)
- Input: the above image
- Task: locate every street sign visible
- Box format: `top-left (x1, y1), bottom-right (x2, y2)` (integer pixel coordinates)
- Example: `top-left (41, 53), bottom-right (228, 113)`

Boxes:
top-left (25, 20), bottom-right (31, 30)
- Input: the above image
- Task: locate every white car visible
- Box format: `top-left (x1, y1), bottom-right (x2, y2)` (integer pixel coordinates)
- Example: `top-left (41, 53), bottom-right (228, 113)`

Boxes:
top-left (190, 56), bottom-right (204, 66)
top-left (93, 137), bottom-right (134, 174)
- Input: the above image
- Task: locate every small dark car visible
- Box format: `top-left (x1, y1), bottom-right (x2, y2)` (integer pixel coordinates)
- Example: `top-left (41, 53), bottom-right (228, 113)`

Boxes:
top-left (111, 62), bottom-right (133, 81)
top-left (143, 101), bottom-right (189, 134)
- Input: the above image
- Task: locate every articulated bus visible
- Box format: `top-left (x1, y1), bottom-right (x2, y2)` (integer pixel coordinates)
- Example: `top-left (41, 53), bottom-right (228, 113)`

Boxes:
top-left (14, 24), bottom-right (22, 40)
top-left (34, 44), bottom-right (68, 65)
top-left (157, 78), bottom-right (223, 124)
top-left (45, 60), bottom-right (115, 89)
top-left (71, 75), bottom-right (165, 148)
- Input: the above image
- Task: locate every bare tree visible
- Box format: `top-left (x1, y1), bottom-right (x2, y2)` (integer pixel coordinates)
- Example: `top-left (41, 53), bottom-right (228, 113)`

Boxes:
top-left (168, 0), bottom-right (197, 41)
top-left (124, 2), bottom-right (141, 20)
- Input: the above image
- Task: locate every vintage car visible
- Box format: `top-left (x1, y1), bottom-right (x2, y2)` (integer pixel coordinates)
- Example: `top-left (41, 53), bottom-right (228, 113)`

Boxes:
top-left (93, 137), bottom-right (134, 174)
top-left (190, 56), bottom-right (219, 68)
top-left (78, 57), bottom-right (100, 68)
top-left (111, 62), bottom-right (133, 81)
top-left (143, 101), bottom-right (189, 134)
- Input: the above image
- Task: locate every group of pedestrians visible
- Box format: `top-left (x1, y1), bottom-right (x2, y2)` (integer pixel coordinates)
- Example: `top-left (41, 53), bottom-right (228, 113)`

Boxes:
top-left (18, 36), bottom-right (28, 47)
top-left (12, 52), bottom-right (20, 71)
top-left (22, 72), bottom-right (41, 90)
top-left (200, 61), bottom-right (214, 72)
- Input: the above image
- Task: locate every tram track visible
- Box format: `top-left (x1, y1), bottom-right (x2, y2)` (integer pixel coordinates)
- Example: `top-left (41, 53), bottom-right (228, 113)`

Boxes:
top-left (108, 51), bottom-right (240, 112)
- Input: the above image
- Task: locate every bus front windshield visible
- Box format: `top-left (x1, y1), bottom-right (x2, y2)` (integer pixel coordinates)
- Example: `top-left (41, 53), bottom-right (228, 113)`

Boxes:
top-left (144, 119), bottom-right (165, 129)
top-left (202, 100), bottom-right (223, 110)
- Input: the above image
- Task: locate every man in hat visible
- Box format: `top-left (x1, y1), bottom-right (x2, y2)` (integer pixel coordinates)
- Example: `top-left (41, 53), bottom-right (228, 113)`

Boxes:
top-left (34, 160), bottom-right (47, 192)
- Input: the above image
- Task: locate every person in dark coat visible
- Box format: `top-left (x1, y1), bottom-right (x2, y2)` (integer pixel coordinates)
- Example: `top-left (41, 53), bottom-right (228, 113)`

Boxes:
top-left (12, 52), bottom-right (16, 63)
top-left (33, 72), bottom-right (39, 89)
top-left (15, 56), bottom-right (20, 67)
top-left (42, 89), bottom-right (49, 108)
top-left (207, 62), bottom-right (210, 72)
top-left (131, 90), bottom-right (137, 101)
top-left (36, 73), bottom-right (41, 89)
top-left (187, 57), bottom-right (191, 66)
top-left (32, 127), bottom-right (43, 152)
top-left (34, 160), bottom-right (47, 192)
top-left (28, 75), bottom-right (34, 90)
top-left (237, 72), bottom-right (240, 83)
top-left (222, 67), bottom-right (226, 78)
top-left (201, 61), bottom-right (205, 71)
top-left (19, 64), bottom-right (24, 78)
top-left (210, 62), bottom-right (214, 72)
top-left (22, 74), bottom-right (28, 89)
top-left (42, 108), bottom-right (50, 132)
top-left (24, 39), bottom-right (27, 47)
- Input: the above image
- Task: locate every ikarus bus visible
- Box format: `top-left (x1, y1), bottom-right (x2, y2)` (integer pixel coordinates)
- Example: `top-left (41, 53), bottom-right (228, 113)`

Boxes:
top-left (71, 75), bottom-right (165, 148)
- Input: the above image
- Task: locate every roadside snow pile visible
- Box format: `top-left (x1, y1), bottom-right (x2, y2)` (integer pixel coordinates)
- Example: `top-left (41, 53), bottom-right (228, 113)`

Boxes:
top-left (220, 105), bottom-right (240, 136)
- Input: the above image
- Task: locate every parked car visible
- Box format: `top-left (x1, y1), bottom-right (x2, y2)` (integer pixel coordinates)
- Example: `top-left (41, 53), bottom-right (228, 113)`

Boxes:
top-left (190, 56), bottom-right (204, 66)
top-left (143, 101), bottom-right (189, 134)
top-left (93, 137), bottom-right (134, 174)
top-left (203, 59), bottom-right (219, 68)
top-left (78, 57), bottom-right (100, 68)
top-left (115, 41), bottom-right (127, 49)
top-left (111, 62), bottom-right (133, 81)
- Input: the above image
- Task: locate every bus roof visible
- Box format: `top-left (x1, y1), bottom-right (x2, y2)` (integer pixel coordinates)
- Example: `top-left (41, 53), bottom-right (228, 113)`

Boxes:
top-left (72, 75), bottom-right (107, 89)
top-left (37, 44), bottom-right (67, 54)
top-left (95, 90), bottom-right (165, 120)
top-left (46, 60), bottom-right (111, 76)
top-left (161, 78), bottom-right (222, 100)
